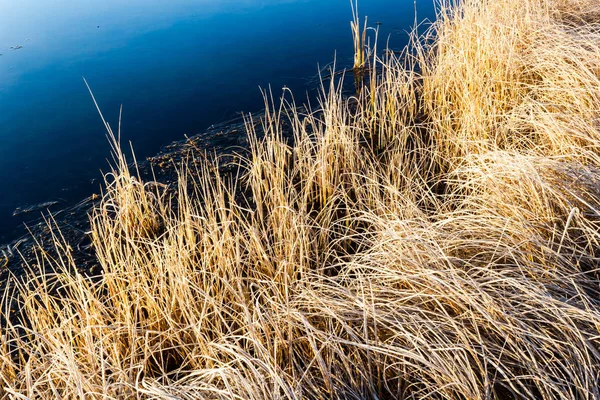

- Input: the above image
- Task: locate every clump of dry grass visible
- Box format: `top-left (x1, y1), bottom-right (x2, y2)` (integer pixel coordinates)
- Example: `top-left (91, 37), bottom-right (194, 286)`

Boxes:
top-left (2, 0), bottom-right (600, 398)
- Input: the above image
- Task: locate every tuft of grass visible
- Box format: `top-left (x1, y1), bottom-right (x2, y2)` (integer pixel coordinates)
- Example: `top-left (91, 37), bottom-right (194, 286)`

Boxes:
top-left (3, 0), bottom-right (600, 398)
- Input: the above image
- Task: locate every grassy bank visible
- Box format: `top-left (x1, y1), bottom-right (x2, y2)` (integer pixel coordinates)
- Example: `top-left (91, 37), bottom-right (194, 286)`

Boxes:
top-left (3, 0), bottom-right (600, 398)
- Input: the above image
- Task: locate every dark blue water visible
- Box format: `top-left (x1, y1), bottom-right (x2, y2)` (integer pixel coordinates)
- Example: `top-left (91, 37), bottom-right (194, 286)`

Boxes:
top-left (0, 0), bottom-right (435, 242)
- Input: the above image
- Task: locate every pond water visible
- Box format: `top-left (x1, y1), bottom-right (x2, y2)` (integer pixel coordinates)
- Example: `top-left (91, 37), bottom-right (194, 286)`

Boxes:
top-left (0, 0), bottom-right (435, 243)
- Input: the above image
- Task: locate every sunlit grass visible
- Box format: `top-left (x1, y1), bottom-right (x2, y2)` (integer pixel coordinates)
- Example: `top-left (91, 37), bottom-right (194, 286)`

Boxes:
top-left (2, 0), bottom-right (600, 398)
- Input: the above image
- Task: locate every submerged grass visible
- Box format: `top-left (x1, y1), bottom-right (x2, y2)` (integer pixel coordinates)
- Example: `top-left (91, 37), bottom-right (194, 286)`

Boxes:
top-left (3, 0), bottom-right (600, 398)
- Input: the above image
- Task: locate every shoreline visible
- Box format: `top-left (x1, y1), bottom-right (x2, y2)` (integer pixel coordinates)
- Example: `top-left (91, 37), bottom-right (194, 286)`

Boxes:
top-left (0, 112), bottom-right (269, 281)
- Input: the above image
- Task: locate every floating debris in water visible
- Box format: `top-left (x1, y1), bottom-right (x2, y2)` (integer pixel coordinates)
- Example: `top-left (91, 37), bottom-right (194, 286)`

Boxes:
top-left (10, 45), bottom-right (23, 50)
top-left (12, 201), bottom-right (61, 217)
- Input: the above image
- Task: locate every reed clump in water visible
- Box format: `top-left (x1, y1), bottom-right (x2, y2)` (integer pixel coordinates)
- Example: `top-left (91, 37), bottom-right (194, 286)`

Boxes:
top-left (3, 0), bottom-right (600, 398)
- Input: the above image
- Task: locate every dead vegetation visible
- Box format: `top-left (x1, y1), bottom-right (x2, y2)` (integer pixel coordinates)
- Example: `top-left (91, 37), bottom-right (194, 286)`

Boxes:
top-left (2, 0), bottom-right (600, 398)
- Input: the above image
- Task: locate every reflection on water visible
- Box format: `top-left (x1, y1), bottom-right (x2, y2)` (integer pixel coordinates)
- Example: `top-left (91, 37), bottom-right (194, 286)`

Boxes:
top-left (0, 0), bottom-right (435, 242)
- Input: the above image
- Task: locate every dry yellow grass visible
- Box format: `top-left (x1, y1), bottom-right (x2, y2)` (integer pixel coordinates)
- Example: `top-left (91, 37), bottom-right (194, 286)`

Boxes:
top-left (2, 0), bottom-right (600, 398)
